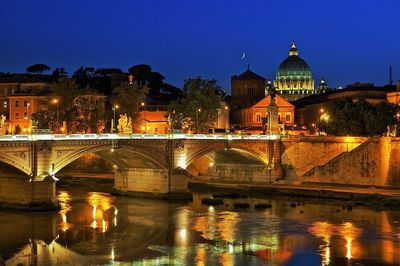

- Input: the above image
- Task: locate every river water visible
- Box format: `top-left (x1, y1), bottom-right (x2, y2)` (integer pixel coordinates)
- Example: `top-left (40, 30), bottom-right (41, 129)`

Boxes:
top-left (1, 186), bottom-right (400, 266)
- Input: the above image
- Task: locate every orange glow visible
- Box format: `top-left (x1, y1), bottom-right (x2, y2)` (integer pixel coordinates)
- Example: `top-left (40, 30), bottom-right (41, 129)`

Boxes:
top-left (87, 192), bottom-right (114, 232)
top-left (219, 252), bottom-right (234, 266)
top-left (57, 191), bottom-right (72, 232)
top-left (339, 222), bottom-right (362, 261)
top-left (195, 245), bottom-right (206, 266)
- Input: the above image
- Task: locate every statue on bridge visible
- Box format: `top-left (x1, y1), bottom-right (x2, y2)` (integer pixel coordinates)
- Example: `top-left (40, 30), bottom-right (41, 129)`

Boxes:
top-left (0, 114), bottom-right (5, 135)
top-left (117, 114), bottom-right (132, 134)
top-left (0, 114), bottom-right (5, 128)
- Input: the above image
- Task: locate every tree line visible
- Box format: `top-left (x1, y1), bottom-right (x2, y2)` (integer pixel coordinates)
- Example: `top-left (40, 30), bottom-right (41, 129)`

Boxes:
top-left (30, 76), bottom-right (224, 134)
top-left (318, 98), bottom-right (400, 136)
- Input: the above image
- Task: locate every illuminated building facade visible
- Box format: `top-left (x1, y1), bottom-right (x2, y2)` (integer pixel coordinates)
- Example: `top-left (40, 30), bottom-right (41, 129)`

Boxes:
top-left (274, 41), bottom-right (315, 101)
top-left (8, 94), bottom-right (45, 133)
top-left (232, 93), bottom-right (294, 134)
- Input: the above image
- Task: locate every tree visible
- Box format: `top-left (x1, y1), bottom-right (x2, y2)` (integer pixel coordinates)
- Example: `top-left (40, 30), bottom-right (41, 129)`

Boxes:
top-left (168, 77), bottom-right (224, 133)
top-left (51, 67), bottom-right (68, 81)
top-left (318, 98), bottom-right (399, 136)
top-left (111, 81), bottom-right (149, 131)
top-left (128, 64), bottom-right (165, 95)
top-left (31, 110), bottom-right (53, 129)
top-left (26, 64), bottom-right (51, 74)
top-left (70, 91), bottom-right (104, 133)
top-left (72, 66), bottom-right (95, 88)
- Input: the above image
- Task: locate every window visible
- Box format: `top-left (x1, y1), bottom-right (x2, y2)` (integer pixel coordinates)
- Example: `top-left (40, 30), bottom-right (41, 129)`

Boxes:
top-left (15, 112), bottom-right (19, 119)
top-left (15, 101), bottom-right (19, 107)
top-left (155, 128), bottom-right (158, 133)
top-left (24, 112), bottom-right (28, 119)
top-left (24, 100), bottom-right (28, 107)
top-left (285, 113), bottom-right (291, 122)
top-left (256, 113), bottom-right (261, 122)
top-left (278, 114), bottom-right (281, 123)
top-left (248, 87), bottom-right (254, 95)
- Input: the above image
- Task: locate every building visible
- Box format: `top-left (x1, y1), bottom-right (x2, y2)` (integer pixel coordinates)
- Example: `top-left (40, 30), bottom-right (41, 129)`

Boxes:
top-left (387, 81), bottom-right (400, 104)
top-left (0, 74), bottom-right (54, 123)
top-left (232, 93), bottom-right (294, 134)
top-left (139, 110), bottom-right (168, 134)
top-left (8, 94), bottom-right (47, 133)
top-left (230, 66), bottom-right (267, 110)
top-left (274, 41), bottom-right (315, 101)
top-left (293, 82), bottom-right (397, 133)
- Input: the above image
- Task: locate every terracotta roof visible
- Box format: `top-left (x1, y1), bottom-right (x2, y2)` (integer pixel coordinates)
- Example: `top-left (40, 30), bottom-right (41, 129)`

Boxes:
top-left (253, 94), bottom-right (294, 108)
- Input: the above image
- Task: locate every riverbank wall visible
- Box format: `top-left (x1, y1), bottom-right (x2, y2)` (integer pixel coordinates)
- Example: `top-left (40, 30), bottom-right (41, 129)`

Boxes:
top-left (281, 136), bottom-right (400, 186)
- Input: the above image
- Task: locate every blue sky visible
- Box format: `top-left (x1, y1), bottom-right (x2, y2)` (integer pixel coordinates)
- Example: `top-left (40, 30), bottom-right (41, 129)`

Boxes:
top-left (0, 0), bottom-right (399, 92)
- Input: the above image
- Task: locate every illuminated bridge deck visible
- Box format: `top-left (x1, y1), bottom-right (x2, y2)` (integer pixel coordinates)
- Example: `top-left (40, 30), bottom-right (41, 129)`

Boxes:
top-left (0, 133), bottom-right (279, 141)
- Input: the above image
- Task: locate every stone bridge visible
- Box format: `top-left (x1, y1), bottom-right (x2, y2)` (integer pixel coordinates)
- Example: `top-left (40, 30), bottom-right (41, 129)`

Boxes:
top-left (0, 134), bottom-right (280, 210)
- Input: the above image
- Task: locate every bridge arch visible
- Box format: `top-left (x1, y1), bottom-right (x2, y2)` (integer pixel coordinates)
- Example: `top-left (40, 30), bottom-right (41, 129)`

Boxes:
top-left (185, 145), bottom-right (268, 169)
top-left (54, 144), bottom-right (167, 174)
top-left (0, 146), bottom-right (33, 176)
top-left (0, 154), bottom-right (32, 176)
top-left (186, 145), bottom-right (269, 166)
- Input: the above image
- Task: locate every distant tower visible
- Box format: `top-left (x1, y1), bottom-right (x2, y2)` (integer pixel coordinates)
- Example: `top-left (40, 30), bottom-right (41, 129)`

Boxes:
top-left (389, 65), bottom-right (393, 85)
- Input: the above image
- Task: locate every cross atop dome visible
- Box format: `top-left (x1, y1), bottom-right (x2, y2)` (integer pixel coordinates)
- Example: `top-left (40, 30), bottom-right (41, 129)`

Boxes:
top-left (289, 41), bottom-right (298, 56)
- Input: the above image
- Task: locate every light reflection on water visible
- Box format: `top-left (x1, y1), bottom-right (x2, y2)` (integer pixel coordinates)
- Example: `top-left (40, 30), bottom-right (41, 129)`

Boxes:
top-left (1, 189), bottom-right (400, 265)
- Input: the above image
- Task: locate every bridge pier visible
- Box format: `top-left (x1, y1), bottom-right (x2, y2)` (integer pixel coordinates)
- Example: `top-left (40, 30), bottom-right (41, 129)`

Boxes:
top-left (0, 175), bottom-right (58, 211)
top-left (114, 167), bottom-right (189, 199)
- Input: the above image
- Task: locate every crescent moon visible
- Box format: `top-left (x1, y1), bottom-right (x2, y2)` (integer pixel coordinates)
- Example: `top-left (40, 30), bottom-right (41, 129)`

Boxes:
top-left (241, 52), bottom-right (246, 60)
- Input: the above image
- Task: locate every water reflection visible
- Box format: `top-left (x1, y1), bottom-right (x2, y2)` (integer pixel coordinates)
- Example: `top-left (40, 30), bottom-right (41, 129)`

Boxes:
top-left (2, 190), bottom-right (400, 265)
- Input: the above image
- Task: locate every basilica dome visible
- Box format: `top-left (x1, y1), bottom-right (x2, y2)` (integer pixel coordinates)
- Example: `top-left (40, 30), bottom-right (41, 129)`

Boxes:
top-left (276, 53), bottom-right (312, 79)
top-left (274, 41), bottom-right (315, 101)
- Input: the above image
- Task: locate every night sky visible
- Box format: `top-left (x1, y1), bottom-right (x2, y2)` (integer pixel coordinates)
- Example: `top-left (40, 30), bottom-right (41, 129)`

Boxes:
top-left (1, 0), bottom-right (399, 92)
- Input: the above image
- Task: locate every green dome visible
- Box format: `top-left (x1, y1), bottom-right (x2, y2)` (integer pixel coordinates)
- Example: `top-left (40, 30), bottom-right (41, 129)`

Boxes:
top-left (276, 42), bottom-right (312, 80)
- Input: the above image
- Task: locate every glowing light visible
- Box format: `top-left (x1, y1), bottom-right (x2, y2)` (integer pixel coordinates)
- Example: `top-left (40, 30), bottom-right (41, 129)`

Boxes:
top-left (102, 219), bottom-right (107, 233)
top-left (62, 213), bottom-right (67, 223)
top-left (320, 113), bottom-right (330, 122)
top-left (346, 239), bottom-right (351, 260)
top-left (111, 247), bottom-right (115, 262)
top-left (228, 243), bottom-right (234, 253)
top-left (180, 228), bottom-right (187, 240)
top-left (177, 153), bottom-right (186, 169)
top-left (209, 161), bottom-right (214, 167)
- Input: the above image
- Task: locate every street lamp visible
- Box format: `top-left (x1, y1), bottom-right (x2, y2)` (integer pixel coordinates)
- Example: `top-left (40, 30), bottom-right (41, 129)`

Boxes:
top-left (112, 105), bottom-right (119, 133)
top-left (52, 99), bottom-right (59, 129)
top-left (141, 102), bottom-right (147, 134)
top-left (196, 108), bottom-right (201, 134)
top-left (25, 102), bottom-right (31, 130)
top-left (224, 106), bottom-right (229, 134)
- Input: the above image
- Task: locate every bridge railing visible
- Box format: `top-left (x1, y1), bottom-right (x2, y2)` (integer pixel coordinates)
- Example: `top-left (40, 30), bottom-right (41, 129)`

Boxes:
top-left (0, 133), bottom-right (280, 141)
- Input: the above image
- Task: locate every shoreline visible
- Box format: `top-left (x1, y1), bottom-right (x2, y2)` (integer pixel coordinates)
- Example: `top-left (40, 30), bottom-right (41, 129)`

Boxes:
top-left (188, 181), bottom-right (400, 209)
